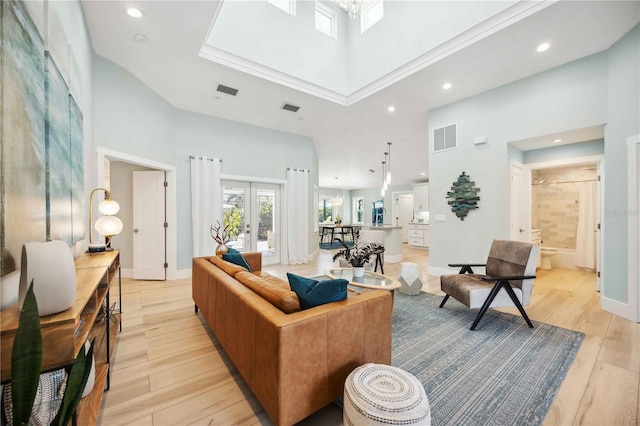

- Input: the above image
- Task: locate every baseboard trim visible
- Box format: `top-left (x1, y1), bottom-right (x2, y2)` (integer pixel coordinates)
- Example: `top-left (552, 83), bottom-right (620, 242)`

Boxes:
top-left (600, 295), bottom-right (636, 321)
top-left (176, 269), bottom-right (192, 280)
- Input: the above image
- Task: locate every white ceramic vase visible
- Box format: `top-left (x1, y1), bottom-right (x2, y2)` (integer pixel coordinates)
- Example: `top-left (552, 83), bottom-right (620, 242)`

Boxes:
top-left (352, 266), bottom-right (365, 278)
top-left (19, 240), bottom-right (76, 316)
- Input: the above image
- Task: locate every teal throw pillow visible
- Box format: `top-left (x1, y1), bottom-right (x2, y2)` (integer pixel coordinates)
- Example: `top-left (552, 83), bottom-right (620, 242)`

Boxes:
top-left (222, 252), bottom-right (252, 272)
top-left (286, 273), bottom-right (348, 310)
top-left (226, 247), bottom-right (240, 255)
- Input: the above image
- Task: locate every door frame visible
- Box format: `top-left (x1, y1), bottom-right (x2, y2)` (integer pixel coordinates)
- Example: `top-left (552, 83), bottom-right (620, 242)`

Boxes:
top-left (627, 134), bottom-right (640, 322)
top-left (392, 191), bottom-right (413, 242)
top-left (96, 148), bottom-right (178, 280)
top-left (221, 174), bottom-right (286, 266)
top-left (520, 154), bottom-right (603, 289)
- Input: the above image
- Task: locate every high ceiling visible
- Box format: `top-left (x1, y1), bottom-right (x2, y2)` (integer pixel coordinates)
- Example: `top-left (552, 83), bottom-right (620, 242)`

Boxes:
top-left (81, 0), bottom-right (639, 190)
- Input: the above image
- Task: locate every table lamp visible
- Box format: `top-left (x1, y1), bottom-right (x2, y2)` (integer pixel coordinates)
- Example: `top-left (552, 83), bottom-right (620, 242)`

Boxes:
top-left (88, 188), bottom-right (123, 253)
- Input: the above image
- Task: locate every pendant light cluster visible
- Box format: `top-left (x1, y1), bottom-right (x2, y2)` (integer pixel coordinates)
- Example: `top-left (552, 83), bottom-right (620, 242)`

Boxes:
top-left (380, 142), bottom-right (392, 196)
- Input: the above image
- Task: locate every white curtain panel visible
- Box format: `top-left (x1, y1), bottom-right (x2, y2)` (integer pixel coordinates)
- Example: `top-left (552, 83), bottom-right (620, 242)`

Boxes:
top-left (190, 157), bottom-right (222, 257)
top-left (286, 168), bottom-right (309, 265)
top-left (575, 181), bottom-right (597, 269)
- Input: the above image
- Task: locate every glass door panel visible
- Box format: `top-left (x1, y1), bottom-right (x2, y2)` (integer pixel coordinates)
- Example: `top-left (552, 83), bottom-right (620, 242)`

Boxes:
top-left (222, 181), bottom-right (280, 265)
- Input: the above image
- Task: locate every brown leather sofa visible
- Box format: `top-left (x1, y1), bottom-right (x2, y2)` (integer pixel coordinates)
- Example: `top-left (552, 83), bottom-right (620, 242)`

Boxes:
top-left (192, 253), bottom-right (393, 426)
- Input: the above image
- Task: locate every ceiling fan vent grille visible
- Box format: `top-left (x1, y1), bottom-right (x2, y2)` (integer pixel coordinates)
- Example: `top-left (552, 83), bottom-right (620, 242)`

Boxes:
top-left (216, 84), bottom-right (239, 96)
top-left (433, 124), bottom-right (457, 152)
top-left (281, 103), bottom-right (300, 113)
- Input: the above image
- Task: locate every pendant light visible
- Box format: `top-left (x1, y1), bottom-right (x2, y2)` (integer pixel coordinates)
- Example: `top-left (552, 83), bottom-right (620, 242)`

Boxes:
top-left (381, 161), bottom-right (386, 196)
top-left (386, 142), bottom-right (392, 185)
top-left (383, 152), bottom-right (389, 191)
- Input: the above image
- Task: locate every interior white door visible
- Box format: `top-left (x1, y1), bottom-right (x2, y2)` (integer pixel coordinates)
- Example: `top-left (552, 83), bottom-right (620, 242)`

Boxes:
top-left (133, 171), bottom-right (166, 280)
top-left (394, 193), bottom-right (413, 243)
top-left (510, 164), bottom-right (525, 241)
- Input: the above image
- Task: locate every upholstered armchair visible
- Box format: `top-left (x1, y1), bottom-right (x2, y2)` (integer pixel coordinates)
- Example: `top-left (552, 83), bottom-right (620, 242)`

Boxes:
top-left (439, 240), bottom-right (539, 330)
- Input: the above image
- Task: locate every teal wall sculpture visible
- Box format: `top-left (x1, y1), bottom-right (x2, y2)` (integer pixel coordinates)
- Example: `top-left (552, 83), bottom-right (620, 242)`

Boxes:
top-left (446, 172), bottom-right (480, 220)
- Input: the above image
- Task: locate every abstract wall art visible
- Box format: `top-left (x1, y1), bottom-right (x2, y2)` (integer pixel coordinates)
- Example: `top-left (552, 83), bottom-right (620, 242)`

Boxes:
top-left (446, 172), bottom-right (480, 221)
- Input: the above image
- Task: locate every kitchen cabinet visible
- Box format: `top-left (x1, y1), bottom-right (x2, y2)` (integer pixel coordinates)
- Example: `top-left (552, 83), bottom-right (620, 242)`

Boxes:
top-left (413, 183), bottom-right (429, 210)
top-left (408, 223), bottom-right (429, 248)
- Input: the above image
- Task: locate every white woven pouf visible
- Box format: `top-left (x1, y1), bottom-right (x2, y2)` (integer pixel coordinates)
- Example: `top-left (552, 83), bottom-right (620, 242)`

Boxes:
top-left (344, 363), bottom-right (430, 426)
top-left (398, 262), bottom-right (423, 295)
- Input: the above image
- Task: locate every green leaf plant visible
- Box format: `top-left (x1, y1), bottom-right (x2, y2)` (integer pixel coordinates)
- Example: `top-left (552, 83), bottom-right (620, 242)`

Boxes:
top-left (9, 280), bottom-right (94, 426)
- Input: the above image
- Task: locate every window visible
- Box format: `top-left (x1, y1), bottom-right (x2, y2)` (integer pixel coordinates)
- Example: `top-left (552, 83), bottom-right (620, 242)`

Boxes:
top-left (353, 197), bottom-right (364, 224)
top-left (319, 197), bottom-right (334, 223)
top-left (361, 0), bottom-right (383, 33)
top-left (315, 2), bottom-right (337, 38)
top-left (267, 0), bottom-right (296, 16)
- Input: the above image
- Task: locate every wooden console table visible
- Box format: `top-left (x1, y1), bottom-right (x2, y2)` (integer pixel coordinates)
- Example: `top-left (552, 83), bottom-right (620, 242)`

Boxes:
top-left (0, 250), bottom-right (122, 425)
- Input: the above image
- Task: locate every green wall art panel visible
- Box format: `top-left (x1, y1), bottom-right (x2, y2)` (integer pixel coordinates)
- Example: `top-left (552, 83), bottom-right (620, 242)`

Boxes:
top-left (446, 172), bottom-right (480, 220)
top-left (0, 0), bottom-right (46, 276)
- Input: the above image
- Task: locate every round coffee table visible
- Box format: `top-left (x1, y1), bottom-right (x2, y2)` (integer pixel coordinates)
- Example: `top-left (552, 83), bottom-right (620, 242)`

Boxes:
top-left (324, 268), bottom-right (400, 297)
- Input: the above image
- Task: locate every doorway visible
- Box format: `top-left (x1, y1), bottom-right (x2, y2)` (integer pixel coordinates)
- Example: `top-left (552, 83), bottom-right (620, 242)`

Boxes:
top-left (222, 180), bottom-right (281, 265)
top-left (97, 148), bottom-right (177, 280)
top-left (393, 192), bottom-right (413, 243)
top-left (514, 155), bottom-right (602, 290)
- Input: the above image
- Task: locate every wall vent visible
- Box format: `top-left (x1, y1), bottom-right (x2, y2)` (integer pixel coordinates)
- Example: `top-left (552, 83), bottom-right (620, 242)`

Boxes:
top-left (216, 84), bottom-right (238, 96)
top-left (433, 124), bottom-right (457, 152)
top-left (281, 103), bottom-right (300, 113)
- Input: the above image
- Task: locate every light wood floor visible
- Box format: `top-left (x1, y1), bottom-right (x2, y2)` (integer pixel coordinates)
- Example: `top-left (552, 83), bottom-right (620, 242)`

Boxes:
top-left (100, 245), bottom-right (639, 425)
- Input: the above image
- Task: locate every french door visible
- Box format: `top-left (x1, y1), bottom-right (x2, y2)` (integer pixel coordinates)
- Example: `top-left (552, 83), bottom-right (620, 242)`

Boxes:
top-left (222, 180), bottom-right (280, 265)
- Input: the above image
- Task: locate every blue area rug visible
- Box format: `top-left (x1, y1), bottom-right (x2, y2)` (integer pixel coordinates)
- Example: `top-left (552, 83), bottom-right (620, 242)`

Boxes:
top-left (319, 241), bottom-right (353, 250)
top-left (392, 292), bottom-right (584, 425)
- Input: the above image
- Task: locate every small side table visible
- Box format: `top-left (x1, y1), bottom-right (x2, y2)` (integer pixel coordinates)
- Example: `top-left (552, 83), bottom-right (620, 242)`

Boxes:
top-left (398, 262), bottom-right (423, 295)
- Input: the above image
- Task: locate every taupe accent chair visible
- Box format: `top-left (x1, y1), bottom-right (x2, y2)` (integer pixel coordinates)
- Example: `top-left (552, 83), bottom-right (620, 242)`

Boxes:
top-left (439, 240), bottom-right (539, 330)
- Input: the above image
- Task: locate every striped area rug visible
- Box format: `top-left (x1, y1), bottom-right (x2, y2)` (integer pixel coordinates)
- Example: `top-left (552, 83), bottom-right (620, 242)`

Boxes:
top-left (392, 292), bottom-right (584, 426)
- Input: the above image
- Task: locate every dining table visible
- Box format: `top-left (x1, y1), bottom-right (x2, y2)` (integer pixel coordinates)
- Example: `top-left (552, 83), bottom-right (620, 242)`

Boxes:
top-left (319, 224), bottom-right (360, 246)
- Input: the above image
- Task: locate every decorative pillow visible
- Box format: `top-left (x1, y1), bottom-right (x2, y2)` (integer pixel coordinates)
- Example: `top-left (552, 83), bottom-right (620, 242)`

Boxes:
top-left (222, 252), bottom-right (252, 272)
top-left (286, 273), bottom-right (348, 310)
top-left (208, 255), bottom-right (248, 276)
top-left (236, 271), bottom-right (301, 313)
top-left (226, 247), bottom-right (240, 255)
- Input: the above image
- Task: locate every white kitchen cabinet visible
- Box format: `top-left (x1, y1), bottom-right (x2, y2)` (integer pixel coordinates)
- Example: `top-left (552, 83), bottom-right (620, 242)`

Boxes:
top-left (413, 183), bottom-right (429, 211)
top-left (408, 223), bottom-right (429, 248)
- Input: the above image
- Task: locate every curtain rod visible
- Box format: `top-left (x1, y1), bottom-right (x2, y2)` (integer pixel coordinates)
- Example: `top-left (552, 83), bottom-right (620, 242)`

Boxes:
top-left (190, 155), bottom-right (222, 162)
top-left (287, 167), bottom-right (310, 173)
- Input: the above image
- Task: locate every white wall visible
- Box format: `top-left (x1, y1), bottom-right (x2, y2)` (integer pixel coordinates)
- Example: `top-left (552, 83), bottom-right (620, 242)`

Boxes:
top-left (523, 140), bottom-right (604, 164)
top-left (428, 51), bottom-right (608, 273)
top-left (92, 56), bottom-right (318, 270)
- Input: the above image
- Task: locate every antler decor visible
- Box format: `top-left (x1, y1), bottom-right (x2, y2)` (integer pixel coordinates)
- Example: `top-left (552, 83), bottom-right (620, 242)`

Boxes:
top-left (210, 220), bottom-right (231, 245)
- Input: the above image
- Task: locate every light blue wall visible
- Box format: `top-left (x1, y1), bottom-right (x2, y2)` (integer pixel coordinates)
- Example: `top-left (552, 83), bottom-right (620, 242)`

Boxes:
top-left (429, 25), bottom-right (639, 305)
top-left (93, 56), bottom-right (176, 165)
top-left (174, 110), bottom-right (317, 269)
top-left (523, 140), bottom-right (604, 164)
top-left (603, 25), bottom-right (640, 302)
top-left (93, 57), bottom-right (318, 270)
top-left (428, 51), bottom-right (608, 272)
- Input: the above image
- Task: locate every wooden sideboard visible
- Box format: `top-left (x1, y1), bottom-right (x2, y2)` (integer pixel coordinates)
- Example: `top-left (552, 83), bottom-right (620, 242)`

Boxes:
top-left (0, 250), bottom-right (121, 425)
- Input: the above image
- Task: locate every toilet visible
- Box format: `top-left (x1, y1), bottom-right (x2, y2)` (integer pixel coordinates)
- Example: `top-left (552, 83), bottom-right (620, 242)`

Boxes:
top-left (539, 248), bottom-right (557, 270)
top-left (531, 229), bottom-right (556, 270)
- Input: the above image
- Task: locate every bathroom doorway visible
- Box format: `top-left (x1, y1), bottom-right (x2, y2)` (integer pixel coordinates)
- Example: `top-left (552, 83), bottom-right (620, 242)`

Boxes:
top-left (523, 156), bottom-right (602, 290)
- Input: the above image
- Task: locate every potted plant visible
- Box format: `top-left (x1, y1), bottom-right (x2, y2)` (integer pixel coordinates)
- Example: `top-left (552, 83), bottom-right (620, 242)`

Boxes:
top-left (332, 229), bottom-right (382, 277)
top-left (334, 214), bottom-right (342, 225)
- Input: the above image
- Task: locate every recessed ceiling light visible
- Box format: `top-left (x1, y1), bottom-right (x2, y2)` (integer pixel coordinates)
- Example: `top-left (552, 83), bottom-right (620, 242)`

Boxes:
top-left (420, 172), bottom-right (426, 176)
top-left (126, 7), bottom-right (144, 18)
top-left (442, 82), bottom-right (452, 90)
top-left (133, 33), bottom-right (147, 43)
top-left (387, 106), bottom-right (395, 112)
top-left (536, 42), bottom-right (550, 52)
top-left (552, 139), bottom-right (563, 143)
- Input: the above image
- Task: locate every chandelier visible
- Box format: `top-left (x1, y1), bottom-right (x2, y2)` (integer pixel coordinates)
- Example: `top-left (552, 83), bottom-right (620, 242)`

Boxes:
top-left (338, 0), bottom-right (364, 19)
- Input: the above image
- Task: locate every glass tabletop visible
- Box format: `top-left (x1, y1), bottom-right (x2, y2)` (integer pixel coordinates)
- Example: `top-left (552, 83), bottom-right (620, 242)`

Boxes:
top-left (325, 268), bottom-right (399, 290)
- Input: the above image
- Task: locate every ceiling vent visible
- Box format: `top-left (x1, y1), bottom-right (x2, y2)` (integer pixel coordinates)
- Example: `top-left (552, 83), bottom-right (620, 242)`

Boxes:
top-left (281, 103), bottom-right (300, 113)
top-left (216, 84), bottom-right (238, 96)
top-left (433, 124), bottom-right (457, 152)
